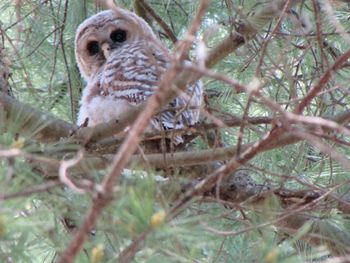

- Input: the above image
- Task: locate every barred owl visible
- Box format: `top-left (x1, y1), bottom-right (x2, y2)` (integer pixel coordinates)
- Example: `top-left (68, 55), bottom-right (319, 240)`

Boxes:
top-left (75, 9), bottom-right (202, 138)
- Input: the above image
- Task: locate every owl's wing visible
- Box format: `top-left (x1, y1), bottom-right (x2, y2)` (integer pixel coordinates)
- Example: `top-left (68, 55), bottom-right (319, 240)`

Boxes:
top-left (155, 80), bottom-right (203, 130)
top-left (101, 41), bottom-right (202, 133)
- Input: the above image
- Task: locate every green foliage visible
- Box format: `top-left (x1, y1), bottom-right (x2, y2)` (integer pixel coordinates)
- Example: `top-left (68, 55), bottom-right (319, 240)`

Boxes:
top-left (1, 0), bottom-right (350, 262)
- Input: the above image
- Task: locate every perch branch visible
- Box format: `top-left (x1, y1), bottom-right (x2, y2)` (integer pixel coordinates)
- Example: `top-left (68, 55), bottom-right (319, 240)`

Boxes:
top-left (0, 93), bottom-right (76, 142)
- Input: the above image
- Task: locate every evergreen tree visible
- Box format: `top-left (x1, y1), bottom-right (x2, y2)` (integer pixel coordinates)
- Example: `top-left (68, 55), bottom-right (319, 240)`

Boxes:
top-left (1, 0), bottom-right (350, 262)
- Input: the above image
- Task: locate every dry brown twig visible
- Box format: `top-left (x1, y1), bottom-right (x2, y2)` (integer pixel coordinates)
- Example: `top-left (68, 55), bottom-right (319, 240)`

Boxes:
top-left (294, 47), bottom-right (350, 114)
top-left (0, 180), bottom-right (63, 201)
top-left (136, 0), bottom-right (178, 43)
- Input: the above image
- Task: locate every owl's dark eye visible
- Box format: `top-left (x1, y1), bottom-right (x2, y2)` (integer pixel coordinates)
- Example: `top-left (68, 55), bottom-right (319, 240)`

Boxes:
top-left (110, 29), bottom-right (127, 43)
top-left (87, 41), bottom-right (100, 56)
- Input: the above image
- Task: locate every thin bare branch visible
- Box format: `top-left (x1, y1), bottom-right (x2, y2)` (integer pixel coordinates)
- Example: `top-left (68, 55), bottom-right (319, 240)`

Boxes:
top-left (0, 180), bottom-right (63, 201)
top-left (136, 0), bottom-right (178, 43)
top-left (295, 47), bottom-right (350, 114)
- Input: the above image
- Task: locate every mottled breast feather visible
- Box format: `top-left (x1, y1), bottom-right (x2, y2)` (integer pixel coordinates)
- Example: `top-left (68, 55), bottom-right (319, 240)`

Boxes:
top-left (98, 40), bottom-right (202, 131)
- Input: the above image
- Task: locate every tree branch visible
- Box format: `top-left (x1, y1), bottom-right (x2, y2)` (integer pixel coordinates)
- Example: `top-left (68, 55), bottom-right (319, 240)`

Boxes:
top-left (136, 0), bottom-right (178, 43)
top-left (0, 93), bottom-right (76, 142)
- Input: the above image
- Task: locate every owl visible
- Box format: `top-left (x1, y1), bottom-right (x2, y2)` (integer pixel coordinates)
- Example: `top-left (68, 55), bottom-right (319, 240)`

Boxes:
top-left (75, 8), bottom-right (202, 139)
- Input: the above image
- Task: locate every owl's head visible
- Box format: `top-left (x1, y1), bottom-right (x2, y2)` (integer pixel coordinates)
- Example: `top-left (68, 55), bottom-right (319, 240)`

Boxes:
top-left (75, 9), bottom-right (157, 81)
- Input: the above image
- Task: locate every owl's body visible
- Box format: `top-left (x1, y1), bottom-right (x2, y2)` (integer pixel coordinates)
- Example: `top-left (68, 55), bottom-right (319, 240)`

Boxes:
top-left (75, 9), bottom-right (202, 135)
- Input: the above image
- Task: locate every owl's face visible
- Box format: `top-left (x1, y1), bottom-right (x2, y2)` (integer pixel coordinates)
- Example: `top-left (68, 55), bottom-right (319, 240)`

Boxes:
top-left (75, 10), bottom-right (156, 81)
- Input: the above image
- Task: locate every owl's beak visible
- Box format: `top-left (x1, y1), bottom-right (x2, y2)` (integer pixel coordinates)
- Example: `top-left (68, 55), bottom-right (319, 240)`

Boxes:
top-left (101, 43), bottom-right (111, 59)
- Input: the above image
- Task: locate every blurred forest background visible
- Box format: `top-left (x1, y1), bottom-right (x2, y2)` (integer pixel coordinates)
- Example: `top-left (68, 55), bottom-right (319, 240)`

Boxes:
top-left (1, 0), bottom-right (350, 262)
